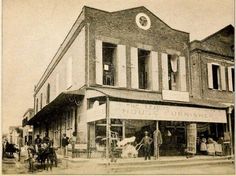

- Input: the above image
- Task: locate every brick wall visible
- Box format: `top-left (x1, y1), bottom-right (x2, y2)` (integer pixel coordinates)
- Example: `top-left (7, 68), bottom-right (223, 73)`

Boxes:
top-left (85, 7), bottom-right (190, 89)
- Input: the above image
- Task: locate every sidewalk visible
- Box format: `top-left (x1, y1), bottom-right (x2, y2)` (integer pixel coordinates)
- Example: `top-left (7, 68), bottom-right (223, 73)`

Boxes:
top-left (57, 153), bottom-right (234, 165)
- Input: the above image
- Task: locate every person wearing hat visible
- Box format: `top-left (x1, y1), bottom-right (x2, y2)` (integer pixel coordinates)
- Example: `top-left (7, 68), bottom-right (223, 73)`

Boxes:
top-left (34, 134), bottom-right (42, 153)
top-left (61, 133), bottom-right (69, 158)
top-left (138, 131), bottom-right (153, 160)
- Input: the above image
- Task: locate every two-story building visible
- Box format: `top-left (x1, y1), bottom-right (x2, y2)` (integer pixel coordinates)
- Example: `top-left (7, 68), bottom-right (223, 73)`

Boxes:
top-left (190, 25), bottom-right (234, 155)
top-left (22, 108), bottom-right (34, 145)
top-left (28, 6), bottom-right (229, 158)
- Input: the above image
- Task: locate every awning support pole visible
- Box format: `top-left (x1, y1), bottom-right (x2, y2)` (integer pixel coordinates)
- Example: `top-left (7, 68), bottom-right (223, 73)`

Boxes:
top-left (106, 96), bottom-right (110, 159)
top-left (227, 106), bottom-right (234, 157)
top-left (154, 121), bottom-right (159, 160)
top-left (122, 120), bottom-right (125, 140)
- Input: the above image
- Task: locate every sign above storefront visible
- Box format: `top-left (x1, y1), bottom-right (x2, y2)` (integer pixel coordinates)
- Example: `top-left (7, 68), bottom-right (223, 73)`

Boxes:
top-left (109, 101), bottom-right (227, 123)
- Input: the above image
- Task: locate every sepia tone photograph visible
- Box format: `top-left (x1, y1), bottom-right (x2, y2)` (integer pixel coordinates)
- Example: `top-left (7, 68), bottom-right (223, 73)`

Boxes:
top-left (2, 0), bottom-right (235, 175)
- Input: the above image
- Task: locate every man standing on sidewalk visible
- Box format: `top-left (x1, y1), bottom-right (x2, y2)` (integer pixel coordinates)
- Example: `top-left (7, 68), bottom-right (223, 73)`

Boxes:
top-left (61, 133), bottom-right (69, 158)
top-left (70, 132), bottom-right (77, 158)
top-left (138, 131), bottom-right (153, 160)
top-left (153, 129), bottom-right (162, 159)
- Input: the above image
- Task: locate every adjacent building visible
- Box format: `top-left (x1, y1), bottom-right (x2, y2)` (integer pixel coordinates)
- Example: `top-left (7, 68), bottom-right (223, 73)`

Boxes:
top-left (190, 25), bottom-right (234, 154)
top-left (22, 108), bottom-right (34, 145)
top-left (28, 6), bottom-right (233, 158)
top-left (8, 126), bottom-right (23, 145)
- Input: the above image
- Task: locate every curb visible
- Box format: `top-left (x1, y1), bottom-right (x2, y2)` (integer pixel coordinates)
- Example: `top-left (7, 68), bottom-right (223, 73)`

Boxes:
top-left (109, 159), bottom-right (234, 173)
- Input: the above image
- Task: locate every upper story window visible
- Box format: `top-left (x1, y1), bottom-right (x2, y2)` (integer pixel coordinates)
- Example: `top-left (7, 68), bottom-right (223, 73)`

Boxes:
top-left (135, 13), bottom-right (151, 30)
top-left (228, 66), bottom-right (234, 91)
top-left (102, 42), bottom-right (117, 86)
top-left (36, 98), bottom-right (39, 113)
top-left (40, 93), bottom-right (43, 109)
top-left (162, 53), bottom-right (187, 92)
top-left (207, 63), bottom-right (228, 91)
top-left (56, 73), bottom-right (60, 95)
top-left (138, 49), bottom-right (150, 89)
top-left (46, 83), bottom-right (50, 104)
top-left (96, 39), bottom-right (127, 87)
top-left (212, 64), bottom-right (220, 90)
top-left (168, 54), bottom-right (179, 91)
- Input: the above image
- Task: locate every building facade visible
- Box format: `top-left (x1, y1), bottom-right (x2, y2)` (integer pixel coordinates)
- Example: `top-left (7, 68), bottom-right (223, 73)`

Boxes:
top-left (190, 25), bottom-right (234, 154)
top-left (28, 6), bottom-right (233, 158)
top-left (22, 108), bottom-right (34, 145)
top-left (8, 126), bottom-right (23, 145)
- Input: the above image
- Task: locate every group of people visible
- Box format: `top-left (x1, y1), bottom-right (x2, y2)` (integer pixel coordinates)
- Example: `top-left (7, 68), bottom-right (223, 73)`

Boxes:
top-left (61, 132), bottom-right (77, 158)
top-left (34, 132), bottom-right (77, 158)
top-left (198, 136), bottom-right (225, 155)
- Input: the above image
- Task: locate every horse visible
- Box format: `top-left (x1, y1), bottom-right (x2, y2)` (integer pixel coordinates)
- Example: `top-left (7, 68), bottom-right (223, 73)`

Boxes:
top-left (27, 142), bottom-right (57, 172)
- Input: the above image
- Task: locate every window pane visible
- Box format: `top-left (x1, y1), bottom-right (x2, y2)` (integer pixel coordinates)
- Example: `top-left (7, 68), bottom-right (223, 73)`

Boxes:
top-left (102, 42), bottom-right (116, 86)
top-left (212, 65), bottom-right (219, 89)
top-left (138, 49), bottom-right (150, 89)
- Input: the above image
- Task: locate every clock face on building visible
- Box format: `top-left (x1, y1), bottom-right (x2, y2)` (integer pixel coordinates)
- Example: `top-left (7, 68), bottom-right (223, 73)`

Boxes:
top-left (136, 13), bottom-right (151, 30)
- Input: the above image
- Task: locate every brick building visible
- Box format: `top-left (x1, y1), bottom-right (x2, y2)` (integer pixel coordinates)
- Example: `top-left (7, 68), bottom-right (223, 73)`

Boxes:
top-left (28, 6), bottom-right (232, 158)
top-left (190, 25), bottom-right (234, 154)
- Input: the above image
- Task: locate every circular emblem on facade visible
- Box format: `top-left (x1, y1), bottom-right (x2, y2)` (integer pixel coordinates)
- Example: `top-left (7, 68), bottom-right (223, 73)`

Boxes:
top-left (135, 13), bottom-right (151, 30)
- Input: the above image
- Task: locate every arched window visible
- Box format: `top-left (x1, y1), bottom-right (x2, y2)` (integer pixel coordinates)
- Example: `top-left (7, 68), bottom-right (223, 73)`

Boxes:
top-left (36, 98), bottom-right (39, 113)
top-left (46, 83), bottom-right (50, 104)
top-left (40, 93), bottom-right (43, 109)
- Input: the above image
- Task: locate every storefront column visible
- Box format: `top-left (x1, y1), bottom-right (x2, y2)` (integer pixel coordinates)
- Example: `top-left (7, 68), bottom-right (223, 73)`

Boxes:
top-left (227, 106), bottom-right (234, 157)
top-left (106, 96), bottom-right (111, 159)
top-left (122, 120), bottom-right (125, 140)
top-left (154, 121), bottom-right (159, 159)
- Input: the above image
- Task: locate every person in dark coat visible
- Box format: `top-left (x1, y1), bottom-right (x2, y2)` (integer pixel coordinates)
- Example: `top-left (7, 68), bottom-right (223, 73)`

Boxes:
top-left (61, 133), bottom-right (69, 158)
top-left (42, 132), bottom-right (50, 144)
top-left (35, 135), bottom-right (42, 145)
top-left (138, 131), bottom-right (153, 160)
top-left (34, 134), bottom-right (42, 152)
top-left (153, 129), bottom-right (162, 159)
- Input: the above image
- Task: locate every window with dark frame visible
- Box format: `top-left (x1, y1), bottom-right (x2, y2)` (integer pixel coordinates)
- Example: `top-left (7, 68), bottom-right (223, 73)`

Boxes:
top-left (36, 98), bottom-right (38, 113)
top-left (138, 49), bottom-right (150, 89)
top-left (212, 65), bottom-right (220, 90)
top-left (232, 68), bottom-right (235, 91)
top-left (40, 93), bottom-right (43, 109)
top-left (46, 83), bottom-right (50, 104)
top-left (102, 42), bottom-right (117, 86)
top-left (167, 54), bottom-right (178, 91)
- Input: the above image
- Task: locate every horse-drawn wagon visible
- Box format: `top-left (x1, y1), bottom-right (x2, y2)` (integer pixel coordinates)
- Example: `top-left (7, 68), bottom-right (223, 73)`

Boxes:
top-left (26, 142), bottom-right (58, 172)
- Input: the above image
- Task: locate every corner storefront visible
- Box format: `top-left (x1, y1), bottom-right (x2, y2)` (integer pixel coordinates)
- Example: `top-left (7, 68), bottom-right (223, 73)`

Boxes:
top-left (86, 88), bottom-right (228, 158)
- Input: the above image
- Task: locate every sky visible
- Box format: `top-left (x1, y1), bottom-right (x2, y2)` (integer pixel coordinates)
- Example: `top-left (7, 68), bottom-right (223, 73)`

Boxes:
top-left (2, 0), bottom-right (234, 133)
